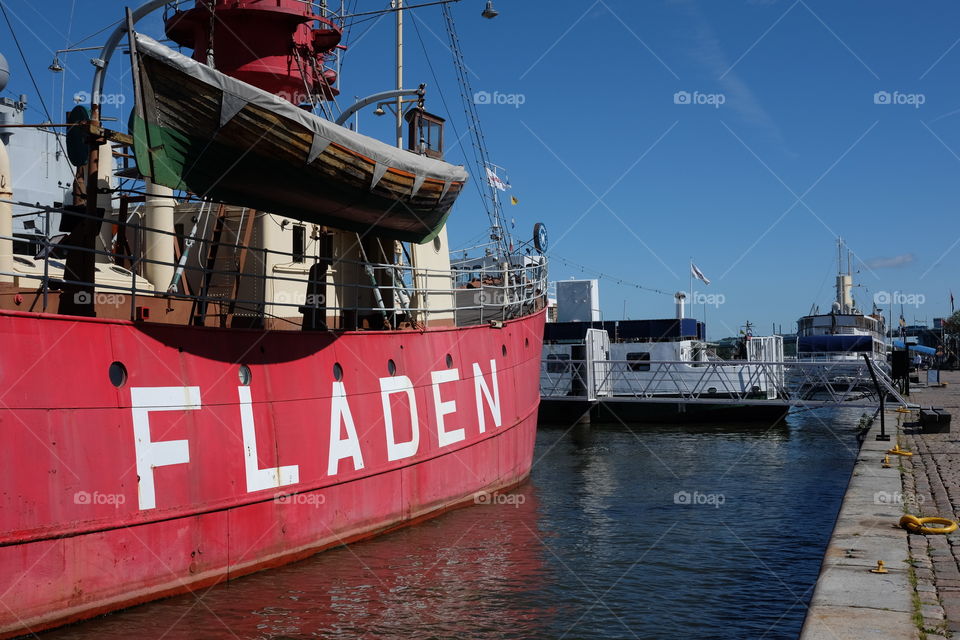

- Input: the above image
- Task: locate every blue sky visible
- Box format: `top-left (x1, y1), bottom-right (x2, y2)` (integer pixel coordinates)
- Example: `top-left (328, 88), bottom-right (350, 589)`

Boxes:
top-left (2, 0), bottom-right (960, 338)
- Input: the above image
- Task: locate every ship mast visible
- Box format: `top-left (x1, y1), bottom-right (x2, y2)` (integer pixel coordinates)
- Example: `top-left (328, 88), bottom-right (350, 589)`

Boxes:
top-left (395, 0), bottom-right (404, 149)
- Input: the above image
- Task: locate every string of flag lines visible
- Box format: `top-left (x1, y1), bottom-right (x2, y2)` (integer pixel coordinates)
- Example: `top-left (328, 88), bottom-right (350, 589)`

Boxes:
top-left (549, 254), bottom-right (675, 296)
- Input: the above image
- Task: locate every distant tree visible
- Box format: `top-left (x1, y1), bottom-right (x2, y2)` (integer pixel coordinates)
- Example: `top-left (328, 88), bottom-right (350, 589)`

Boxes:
top-left (944, 311), bottom-right (960, 337)
top-left (942, 311), bottom-right (960, 369)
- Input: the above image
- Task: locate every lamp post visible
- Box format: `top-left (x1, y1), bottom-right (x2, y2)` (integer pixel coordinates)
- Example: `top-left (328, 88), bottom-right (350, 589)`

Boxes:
top-left (481, 1), bottom-right (499, 18)
top-left (47, 46), bottom-right (104, 73)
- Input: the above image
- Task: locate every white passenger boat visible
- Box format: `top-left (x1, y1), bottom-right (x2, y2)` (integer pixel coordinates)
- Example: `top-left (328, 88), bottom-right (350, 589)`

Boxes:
top-left (793, 239), bottom-right (889, 392)
top-left (540, 286), bottom-right (786, 423)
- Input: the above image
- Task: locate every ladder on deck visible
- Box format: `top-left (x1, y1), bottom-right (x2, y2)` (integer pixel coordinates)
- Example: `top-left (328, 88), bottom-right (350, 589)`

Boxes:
top-left (193, 205), bottom-right (258, 327)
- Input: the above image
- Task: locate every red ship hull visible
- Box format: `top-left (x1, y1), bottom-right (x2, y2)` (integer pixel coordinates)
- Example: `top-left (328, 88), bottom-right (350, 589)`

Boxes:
top-left (0, 309), bottom-right (545, 638)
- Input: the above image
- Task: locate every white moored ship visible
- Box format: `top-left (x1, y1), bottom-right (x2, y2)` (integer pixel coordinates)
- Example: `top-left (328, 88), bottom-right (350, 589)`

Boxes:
top-left (794, 239), bottom-right (889, 391)
top-left (540, 281), bottom-right (786, 423)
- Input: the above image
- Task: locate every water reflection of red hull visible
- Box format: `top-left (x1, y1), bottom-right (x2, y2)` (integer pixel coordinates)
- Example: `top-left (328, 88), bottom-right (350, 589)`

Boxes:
top-left (0, 309), bottom-right (544, 638)
top-left (263, 484), bottom-right (552, 639)
top-left (42, 484), bottom-right (551, 639)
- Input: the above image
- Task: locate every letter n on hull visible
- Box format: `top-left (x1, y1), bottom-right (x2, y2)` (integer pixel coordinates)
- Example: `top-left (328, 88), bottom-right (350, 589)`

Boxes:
top-left (473, 360), bottom-right (501, 433)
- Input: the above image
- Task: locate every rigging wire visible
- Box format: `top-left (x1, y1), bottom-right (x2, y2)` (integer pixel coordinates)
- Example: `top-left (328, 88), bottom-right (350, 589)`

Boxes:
top-left (440, 4), bottom-right (510, 256)
top-left (410, 12), bottom-right (491, 226)
top-left (338, 1), bottom-right (391, 80)
top-left (342, 0), bottom-right (467, 19)
top-left (341, 0), bottom-right (359, 41)
top-left (54, 0), bottom-right (79, 167)
top-left (450, 228), bottom-right (496, 253)
top-left (550, 254), bottom-right (674, 296)
top-left (342, 11), bottom-right (389, 30)
top-left (0, 1), bottom-right (69, 161)
top-left (66, 18), bottom-right (125, 49)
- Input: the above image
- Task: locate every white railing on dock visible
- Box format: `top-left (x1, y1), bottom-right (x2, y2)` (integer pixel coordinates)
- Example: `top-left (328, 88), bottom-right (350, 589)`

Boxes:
top-left (540, 358), bottom-right (908, 409)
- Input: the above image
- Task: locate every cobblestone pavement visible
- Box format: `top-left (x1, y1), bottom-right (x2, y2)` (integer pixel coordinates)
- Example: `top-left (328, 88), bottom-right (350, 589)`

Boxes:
top-left (902, 370), bottom-right (960, 639)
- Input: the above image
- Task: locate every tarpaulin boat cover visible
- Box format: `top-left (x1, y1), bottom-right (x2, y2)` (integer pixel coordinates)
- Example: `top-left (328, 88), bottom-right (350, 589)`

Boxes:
top-left (134, 34), bottom-right (468, 186)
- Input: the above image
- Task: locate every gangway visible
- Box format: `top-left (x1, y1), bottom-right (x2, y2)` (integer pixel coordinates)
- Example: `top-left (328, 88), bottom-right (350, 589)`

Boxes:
top-left (541, 358), bottom-right (908, 408)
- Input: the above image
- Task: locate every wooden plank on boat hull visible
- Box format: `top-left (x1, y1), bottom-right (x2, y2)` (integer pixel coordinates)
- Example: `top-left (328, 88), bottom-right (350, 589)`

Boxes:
top-left (134, 55), bottom-right (464, 243)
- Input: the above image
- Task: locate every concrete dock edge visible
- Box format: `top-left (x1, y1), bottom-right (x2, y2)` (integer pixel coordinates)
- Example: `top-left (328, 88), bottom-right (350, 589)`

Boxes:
top-left (800, 411), bottom-right (918, 639)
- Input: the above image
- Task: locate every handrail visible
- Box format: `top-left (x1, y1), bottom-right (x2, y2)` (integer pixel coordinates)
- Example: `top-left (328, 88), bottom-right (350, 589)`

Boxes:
top-left (0, 199), bottom-right (547, 328)
top-left (539, 356), bottom-right (905, 409)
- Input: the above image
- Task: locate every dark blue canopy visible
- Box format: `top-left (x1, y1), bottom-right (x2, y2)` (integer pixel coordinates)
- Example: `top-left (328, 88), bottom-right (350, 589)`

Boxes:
top-left (892, 340), bottom-right (937, 355)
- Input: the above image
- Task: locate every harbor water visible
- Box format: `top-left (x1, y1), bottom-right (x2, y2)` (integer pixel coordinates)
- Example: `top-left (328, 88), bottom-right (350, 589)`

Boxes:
top-left (44, 409), bottom-right (863, 640)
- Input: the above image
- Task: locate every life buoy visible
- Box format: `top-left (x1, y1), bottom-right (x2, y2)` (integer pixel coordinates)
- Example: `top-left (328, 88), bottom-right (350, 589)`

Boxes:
top-left (899, 514), bottom-right (959, 535)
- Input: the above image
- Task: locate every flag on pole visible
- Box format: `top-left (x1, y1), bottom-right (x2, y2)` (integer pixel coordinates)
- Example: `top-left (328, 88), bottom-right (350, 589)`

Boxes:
top-left (485, 167), bottom-right (510, 191)
top-left (690, 262), bottom-right (711, 285)
top-left (510, 195), bottom-right (519, 205)
top-left (951, 290), bottom-right (955, 313)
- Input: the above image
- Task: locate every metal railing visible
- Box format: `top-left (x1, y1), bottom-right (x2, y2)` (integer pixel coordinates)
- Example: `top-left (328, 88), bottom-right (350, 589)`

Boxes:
top-left (540, 357), bottom-right (908, 409)
top-left (0, 198), bottom-right (547, 329)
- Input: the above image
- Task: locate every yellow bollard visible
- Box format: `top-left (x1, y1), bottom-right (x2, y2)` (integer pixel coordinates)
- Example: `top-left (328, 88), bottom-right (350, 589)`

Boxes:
top-left (882, 455), bottom-right (891, 469)
top-left (870, 560), bottom-right (888, 574)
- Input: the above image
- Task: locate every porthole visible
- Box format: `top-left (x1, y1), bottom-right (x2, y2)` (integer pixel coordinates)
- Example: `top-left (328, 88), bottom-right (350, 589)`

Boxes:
top-left (433, 236), bottom-right (442, 253)
top-left (333, 362), bottom-right (343, 381)
top-left (445, 353), bottom-right (453, 368)
top-left (238, 365), bottom-right (252, 386)
top-left (501, 345), bottom-right (507, 357)
top-left (387, 359), bottom-right (397, 375)
top-left (108, 361), bottom-right (127, 388)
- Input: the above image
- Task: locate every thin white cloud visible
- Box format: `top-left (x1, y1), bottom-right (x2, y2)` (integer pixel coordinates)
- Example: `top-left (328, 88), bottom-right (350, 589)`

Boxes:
top-left (865, 253), bottom-right (915, 269)
top-left (675, 0), bottom-right (787, 146)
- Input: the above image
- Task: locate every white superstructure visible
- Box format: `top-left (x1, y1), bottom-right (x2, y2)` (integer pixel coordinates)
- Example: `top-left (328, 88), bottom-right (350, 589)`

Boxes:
top-left (795, 239), bottom-right (889, 379)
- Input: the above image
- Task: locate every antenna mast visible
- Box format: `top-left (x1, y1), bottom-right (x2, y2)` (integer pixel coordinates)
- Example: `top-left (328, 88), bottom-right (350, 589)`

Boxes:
top-left (441, 4), bottom-right (510, 256)
top-left (394, 0), bottom-right (404, 149)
